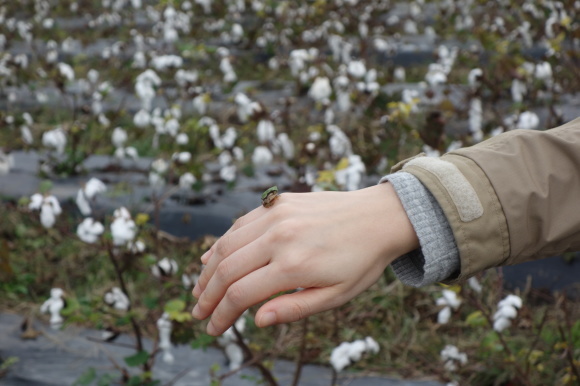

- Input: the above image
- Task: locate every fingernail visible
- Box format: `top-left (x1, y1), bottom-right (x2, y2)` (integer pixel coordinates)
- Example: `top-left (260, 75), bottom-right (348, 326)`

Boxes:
top-left (192, 304), bottom-right (201, 319)
top-left (259, 312), bottom-right (277, 327)
top-left (201, 249), bottom-right (213, 264)
top-left (207, 321), bottom-right (218, 336)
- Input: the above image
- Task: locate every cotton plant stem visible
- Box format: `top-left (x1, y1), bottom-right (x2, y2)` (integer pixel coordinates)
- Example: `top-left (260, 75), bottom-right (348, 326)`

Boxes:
top-left (523, 309), bottom-right (548, 375)
top-left (232, 324), bottom-right (279, 386)
top-left (291, 317), bottom-right (309, 386)
top-left (105, 243), bottom-right (150, 374)
top-left (469, 293), bottom-right (531, 386)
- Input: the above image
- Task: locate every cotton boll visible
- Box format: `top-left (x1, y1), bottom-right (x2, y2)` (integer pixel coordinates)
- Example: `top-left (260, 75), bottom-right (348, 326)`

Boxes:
top-left (110, 208), bottom-right (136, 246)
top-left (0, 150), bottom-right (14, 175)
top-left (394, 66), bottom-right (406, 82)
top-left (219, 164), bottom-right (237, 182)
top-left (151, 257), bottom-right (179, 277)
top-left (308, 77), bottom-right (332, 103)
top-left (40, 288), bottom-right (66, 329)
top-left (493, 317), bottom-right (512, 332)
top-left (437, 306), bottom-right (452, 324)
top-left (511, 79), bottom-right (527, 103)
top-left (20, 125), bottom-right (33, 145)
top-left (77, 218), bottom-right (105, 244)
top-left (104, 287), bottom-right (130, 311)
top-left (176, 133), bottom-right (189, 145)
top-left (468, 277), bottom-right (482, 293)
top-left (257, 119), bottom-right (276, 143)
top-left (57, 62), bottom-right (75, 81)
top-left (179, 172), bottom-right (196, 189)
top-left (330, 342), bottom-right (352, 372)
top-left (173, 151), bottom-right (191, 164)
top-left (498, 294), bottom-right (522, 309)
top-left (75, 189), bottom-right (92, 216)
top-left (42, 127), bottom-right (67, 154)
top-left (36, 195), bottom-right (61, 229)
top-left (112, 127), bottom-right (128, 148)
top-left (151, 158), bottom-right (169, 174)
top-left (468, 68), bottom-right (482, 89)
top-left (134, 109), bottom-right (151, 128)
top-left (29, 193), bottom-right (43, 210)
top-left (252, 146), bottom-right (273, 166)
top-left (440, 289), bottom-right (461, 310)
top-left (347, 60), bottom-right (366, 79)
top-left (347, 340), bottom-right (367, 361)
top-left (85, 178), bottom-right (106, 199)
top-left (225, 343), bottom-right (244, 371)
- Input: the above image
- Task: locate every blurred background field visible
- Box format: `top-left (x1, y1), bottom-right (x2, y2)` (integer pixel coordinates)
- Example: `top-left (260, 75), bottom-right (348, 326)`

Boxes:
top-left (0, 0), bottom-right (579, 385)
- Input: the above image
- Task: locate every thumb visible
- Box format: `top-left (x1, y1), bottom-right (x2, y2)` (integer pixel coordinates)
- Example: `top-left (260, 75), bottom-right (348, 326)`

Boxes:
top-left (255, 287), bottom-right (343, 327)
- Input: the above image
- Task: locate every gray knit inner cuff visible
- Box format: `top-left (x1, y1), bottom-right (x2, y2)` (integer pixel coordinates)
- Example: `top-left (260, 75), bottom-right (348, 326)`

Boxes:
top-left (380, 172), bottom-right (460, 287)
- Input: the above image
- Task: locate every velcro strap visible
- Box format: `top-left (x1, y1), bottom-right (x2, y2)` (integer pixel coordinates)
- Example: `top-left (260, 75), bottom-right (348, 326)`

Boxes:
top-left (404, 157), bottom-right (483, 222)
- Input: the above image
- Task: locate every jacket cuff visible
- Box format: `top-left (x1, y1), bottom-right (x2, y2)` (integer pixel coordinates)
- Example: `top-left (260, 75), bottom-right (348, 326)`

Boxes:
top-left (380, 172), bottom-right (460, 287)
top-left (393, 155), bottom-right (510, 282)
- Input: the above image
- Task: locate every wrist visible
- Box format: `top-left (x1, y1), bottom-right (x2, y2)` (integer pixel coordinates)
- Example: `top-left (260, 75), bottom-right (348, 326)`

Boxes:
top-left (354, 183), bottom-right (420, 264)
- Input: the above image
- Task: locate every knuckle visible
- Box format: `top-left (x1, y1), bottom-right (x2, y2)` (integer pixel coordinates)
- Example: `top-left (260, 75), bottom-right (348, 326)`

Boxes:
top-left (268, 218), bottom-right (300, 244)
top-left (215, 236), bottom-right (231, 257)
top-left (232, 216), bottom-right (245, 231)
top-left (289, 299), bottom-right (312, 322)
top-left (225, 283), bottom-right (246, 309)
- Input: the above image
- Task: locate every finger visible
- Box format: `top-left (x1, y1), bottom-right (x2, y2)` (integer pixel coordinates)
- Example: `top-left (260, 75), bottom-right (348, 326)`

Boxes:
top-left (192, 237), bottom-right (271, 320)
top-left (201, 207), bottom-right (265, 264)
top-left (193, 211), bottom-right (277, 298)
top-left (254, 287), bottom-right (344, 328)
top-left (204, 264), bottom-right (298, 336)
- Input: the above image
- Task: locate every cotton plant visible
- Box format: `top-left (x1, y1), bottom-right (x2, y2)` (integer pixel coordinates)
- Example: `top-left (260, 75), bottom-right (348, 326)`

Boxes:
top-left (76, 177), bottom-right (107, 216)
top-left (493, 294), bottom-right (523, 332)
top-left (436, 289), bottom-right (462, 324)
top-left (29, 193), bottom-right (62, 229)
top-left (40, 288), bottom-right (66, 329)
top-left (330, 336), bottom-right (380, 372)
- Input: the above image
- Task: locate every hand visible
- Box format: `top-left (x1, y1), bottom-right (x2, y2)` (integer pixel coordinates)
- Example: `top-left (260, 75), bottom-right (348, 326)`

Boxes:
top-left (191, 183), bottom-right (419, 336)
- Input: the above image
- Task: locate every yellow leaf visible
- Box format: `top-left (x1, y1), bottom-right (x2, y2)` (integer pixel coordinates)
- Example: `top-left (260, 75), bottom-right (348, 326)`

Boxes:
top-left (317, 170), bottom-right (335, 184)
top-left (336, 158), bottom-right (349, 170)
top-left (135, 213), bottom-right (150, 226)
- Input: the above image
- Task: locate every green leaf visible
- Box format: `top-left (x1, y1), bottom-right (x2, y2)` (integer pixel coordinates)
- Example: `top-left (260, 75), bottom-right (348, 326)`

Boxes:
top-left (465, 310), bottom-right (486, 327)
top-left (73, 367), bottom-right (96, 386)
top-left (39, 180), bottom-right (54, 194)
top-left (144, 296), bottom-right (159, 310)
top-left (124, 350), bottom-right (149, 367)
top-left (164, 299), bottom-right (186, 313)
top-left (191, 334), bottom-right (216, 351)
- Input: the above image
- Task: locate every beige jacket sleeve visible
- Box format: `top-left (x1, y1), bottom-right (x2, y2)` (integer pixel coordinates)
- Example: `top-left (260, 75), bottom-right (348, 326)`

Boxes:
top-left (391, 117), bottom-right (580, 283)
